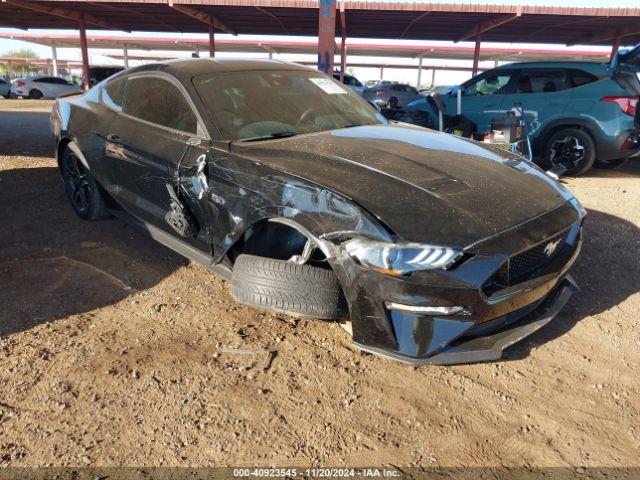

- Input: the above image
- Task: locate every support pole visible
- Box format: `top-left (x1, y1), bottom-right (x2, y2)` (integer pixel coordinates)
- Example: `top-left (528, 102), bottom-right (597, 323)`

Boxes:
top-left (431, 68), bottom-right (436, 87)
top-left (51, 45), bottom-right (58, 77)
top-left (380, 66), bottom-right (384, 81)
top-left (339, 2), bottom-right (346, 82)
top-left (123, 44), bottom-right (129, 68)
top-left (209, 24), bottom-right (215, 57)
top-left (610, 30), bottom-right (621, 62)
top-left (472, 28), bottom-right (482, 77)
top-left (417, 56), bottom-right (423, 88)
top-left (317, 0), bottom-right (336, 73)
top-left (79, 15), bottom-right (90, 90)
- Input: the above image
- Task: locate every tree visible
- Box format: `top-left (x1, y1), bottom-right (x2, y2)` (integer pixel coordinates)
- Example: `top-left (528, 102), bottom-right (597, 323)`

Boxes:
top-left (2, 48), bottom-right (37, 58)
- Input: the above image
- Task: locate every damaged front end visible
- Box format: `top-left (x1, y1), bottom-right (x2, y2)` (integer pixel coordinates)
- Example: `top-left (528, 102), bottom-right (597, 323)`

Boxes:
top-left (330, 203), bottom-right (584, 365)
top-left (170, 141), bottom-right (585, 366)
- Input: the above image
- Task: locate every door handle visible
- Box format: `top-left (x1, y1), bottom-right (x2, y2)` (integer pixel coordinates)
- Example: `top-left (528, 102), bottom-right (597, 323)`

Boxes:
top-left (106, 133), bottom-right (120, 142)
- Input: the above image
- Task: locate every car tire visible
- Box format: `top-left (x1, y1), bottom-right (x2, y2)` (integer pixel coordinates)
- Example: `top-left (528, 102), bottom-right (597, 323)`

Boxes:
top-left (60, 146), bottom-right (111, 221)
top-left (230, 254), bottom-right (346, 320)
top-left (28, 89), bottom-right (43, 100)
top-left (542, 128), bottom-right (596, 176)
top-left (388, 96), bottom-right (399, 109)
top-left (593, 158), bottom-right (628, 169)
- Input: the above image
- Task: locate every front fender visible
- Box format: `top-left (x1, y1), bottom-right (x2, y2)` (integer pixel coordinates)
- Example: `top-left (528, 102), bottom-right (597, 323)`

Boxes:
top-left (205, 153), bottom-right (392, 264)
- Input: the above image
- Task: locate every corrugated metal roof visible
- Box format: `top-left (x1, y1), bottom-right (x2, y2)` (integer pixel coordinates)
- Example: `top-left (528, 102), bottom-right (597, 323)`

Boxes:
top-left (1, 1), bottom-right (638, 45)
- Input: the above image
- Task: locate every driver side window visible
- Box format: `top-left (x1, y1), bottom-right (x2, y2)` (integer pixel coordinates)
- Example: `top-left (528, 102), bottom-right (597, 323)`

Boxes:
top-left (464, 72), bottom-right (513, 96)
top-left (122, 76), bottom-right (198, 134)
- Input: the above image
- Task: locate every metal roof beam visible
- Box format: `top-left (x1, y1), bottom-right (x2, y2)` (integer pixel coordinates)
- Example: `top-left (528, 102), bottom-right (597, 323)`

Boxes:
top-left (456, 9), bottom-right (522, 42)
top-left (568, 24), bottom-right (640, 46)
top-left (1, 0), bottom-right (128, 31)
top-left (400, 11), bottom-right (430, 39)
top-left (168, 3), bottom-right (236, 35)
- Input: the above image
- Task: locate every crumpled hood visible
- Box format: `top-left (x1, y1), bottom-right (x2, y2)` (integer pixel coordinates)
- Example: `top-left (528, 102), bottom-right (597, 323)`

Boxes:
top-left (230, 123), bottom-right (574, 247)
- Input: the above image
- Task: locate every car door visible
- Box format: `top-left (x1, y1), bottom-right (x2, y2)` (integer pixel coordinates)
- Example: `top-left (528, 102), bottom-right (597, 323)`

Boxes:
top-left (32, 77), bottom-right (53, 97)
top-left (103, 72), bottom-right (213, 253)
top-left (453, 69), bottom-right (517, 133)
top-left (397, 85), bottom-right (414, 105)
top-left (405, 85), bottom-right (421, 104)
top-left (502, 68), bottom-right (573, 137)
top-left (46, 77), bottom-right (66, 97)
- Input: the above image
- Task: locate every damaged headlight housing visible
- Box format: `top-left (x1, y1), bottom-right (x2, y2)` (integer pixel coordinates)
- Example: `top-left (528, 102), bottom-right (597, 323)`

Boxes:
top-left (343, 239), bottom-right (460, 275)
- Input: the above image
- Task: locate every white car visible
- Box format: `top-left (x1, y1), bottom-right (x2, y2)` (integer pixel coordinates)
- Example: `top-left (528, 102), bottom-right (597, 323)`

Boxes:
top-left (0, 78), bottom-right (10, 98)
top-left (12, 76), bottom-right (80, 99)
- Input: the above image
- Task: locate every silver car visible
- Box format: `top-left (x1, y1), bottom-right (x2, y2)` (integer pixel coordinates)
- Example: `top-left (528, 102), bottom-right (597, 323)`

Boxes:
top-left (12, 76), bottom-right (80, 99)
top-left (363, 83), bottom-right (422, 109)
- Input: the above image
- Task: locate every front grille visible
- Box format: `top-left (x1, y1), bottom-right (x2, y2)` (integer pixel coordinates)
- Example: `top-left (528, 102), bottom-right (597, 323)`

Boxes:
top-left (494, 230), bottom-right (569, 286)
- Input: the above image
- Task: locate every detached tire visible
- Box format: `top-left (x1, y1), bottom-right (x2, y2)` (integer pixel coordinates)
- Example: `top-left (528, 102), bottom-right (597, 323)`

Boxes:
top-left (230, 254), bottom-right (345, 320)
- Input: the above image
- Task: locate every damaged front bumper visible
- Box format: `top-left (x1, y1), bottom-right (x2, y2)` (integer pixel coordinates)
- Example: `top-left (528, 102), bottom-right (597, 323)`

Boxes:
top-left (354, 275), bottom-right (578, 365)
top-left (338, 209), bottom-right (583, 365)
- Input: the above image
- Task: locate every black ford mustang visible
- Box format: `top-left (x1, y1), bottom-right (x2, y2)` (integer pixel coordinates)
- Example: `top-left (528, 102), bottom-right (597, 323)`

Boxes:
top-left (51, 59), bottom-right (585, 365)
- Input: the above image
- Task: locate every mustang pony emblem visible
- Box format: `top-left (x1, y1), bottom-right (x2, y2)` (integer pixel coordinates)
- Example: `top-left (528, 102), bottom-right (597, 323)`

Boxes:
top-left (543, 238), bottom-right (562, 257)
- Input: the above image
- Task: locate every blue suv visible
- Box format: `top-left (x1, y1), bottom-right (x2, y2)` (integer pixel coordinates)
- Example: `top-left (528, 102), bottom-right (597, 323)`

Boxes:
top-left (407, 45), bottom-right (640, 175)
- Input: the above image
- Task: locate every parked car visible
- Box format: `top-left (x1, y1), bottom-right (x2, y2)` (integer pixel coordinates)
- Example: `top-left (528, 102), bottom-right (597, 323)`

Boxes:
top-left (333, 72), bottom-right (364, 95)
top-left (363, 82), bottom-right (422, 108)
top-left (407, 46), bottom-right (640, 175)
top-left (51, 59), bottom-right (585, 365)
top-left (13, 76), bottom-right (81, 99)
top-left (85, 66), bottom-right (125, 87)
top-left (0, 78), bottom-right (10, 98)
top-left (419, 85), bottom-right (454, 96)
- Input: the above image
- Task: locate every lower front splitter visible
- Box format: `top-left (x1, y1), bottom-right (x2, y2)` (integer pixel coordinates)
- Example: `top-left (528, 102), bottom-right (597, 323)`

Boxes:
top-left (354, 275), bottom-right (579, 366)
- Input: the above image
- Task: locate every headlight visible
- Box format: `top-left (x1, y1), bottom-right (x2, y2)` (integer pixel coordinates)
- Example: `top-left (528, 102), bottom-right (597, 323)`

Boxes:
top-left (343, 238), bottom-right (460, 275)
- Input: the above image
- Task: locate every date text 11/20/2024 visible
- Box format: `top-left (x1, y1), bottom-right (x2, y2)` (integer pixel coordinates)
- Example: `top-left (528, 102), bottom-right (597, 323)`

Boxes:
top-left (233, 468), bottom-right (402, 477)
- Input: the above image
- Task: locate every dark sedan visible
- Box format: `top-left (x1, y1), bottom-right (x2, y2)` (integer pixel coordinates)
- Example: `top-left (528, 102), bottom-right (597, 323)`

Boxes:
top-left (51, 59), bottom-right (585, 365)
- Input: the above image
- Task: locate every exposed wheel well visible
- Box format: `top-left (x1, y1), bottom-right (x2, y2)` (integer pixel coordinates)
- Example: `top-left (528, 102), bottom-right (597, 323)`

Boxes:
top-left (56, 138), bottom-right (73, 170)
top-left (227, 219), bottom-right (328, 266)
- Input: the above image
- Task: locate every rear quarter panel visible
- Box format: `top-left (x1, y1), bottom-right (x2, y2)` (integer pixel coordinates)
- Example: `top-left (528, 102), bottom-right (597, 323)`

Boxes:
top-left (567, 78), bottom-right (637, 144)
top-left (53, 87), bottom-right (117, 185)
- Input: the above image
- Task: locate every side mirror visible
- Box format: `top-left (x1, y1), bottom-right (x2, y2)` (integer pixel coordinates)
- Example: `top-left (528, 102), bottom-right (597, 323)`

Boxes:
top-left (450, 85), bottom-right (462, 97)
top-left (368, 100), bottom-right (381, 112)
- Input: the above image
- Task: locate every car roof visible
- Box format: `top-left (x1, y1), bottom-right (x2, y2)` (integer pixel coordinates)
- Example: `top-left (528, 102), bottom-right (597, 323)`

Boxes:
top-left (124, 58), bottom-right (314, 82)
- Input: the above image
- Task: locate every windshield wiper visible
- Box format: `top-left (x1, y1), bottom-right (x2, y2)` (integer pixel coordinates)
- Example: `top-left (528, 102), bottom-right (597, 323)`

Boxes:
top-left (237, 131), bottom-right (298, 142)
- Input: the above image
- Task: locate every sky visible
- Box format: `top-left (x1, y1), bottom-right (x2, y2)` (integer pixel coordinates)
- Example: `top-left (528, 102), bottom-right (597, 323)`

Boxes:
top-left (0, 0), bottom-right (635, 86)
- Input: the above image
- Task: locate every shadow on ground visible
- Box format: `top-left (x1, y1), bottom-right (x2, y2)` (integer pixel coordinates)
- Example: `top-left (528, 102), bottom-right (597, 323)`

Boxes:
top-left (505, 207), bottom-right (640, 360)
top-left (0, 166), bottom-right (188, 336)
top-left (580, 158), bottom-right (640, 178)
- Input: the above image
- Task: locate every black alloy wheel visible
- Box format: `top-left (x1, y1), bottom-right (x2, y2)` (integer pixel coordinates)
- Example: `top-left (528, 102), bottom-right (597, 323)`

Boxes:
top-left (61, 147), bottom-right (110, 220)
top-left (543, 128), bottom-right (596, 176)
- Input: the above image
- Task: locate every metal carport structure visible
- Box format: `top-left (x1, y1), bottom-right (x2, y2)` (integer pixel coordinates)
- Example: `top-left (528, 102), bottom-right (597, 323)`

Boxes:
top-left (1, 0), bottom-right (639, 87)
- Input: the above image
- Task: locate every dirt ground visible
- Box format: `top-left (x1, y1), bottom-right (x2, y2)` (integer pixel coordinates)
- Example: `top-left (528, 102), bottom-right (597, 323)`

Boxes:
top-left (0, 99), bottom-right (639, 470)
